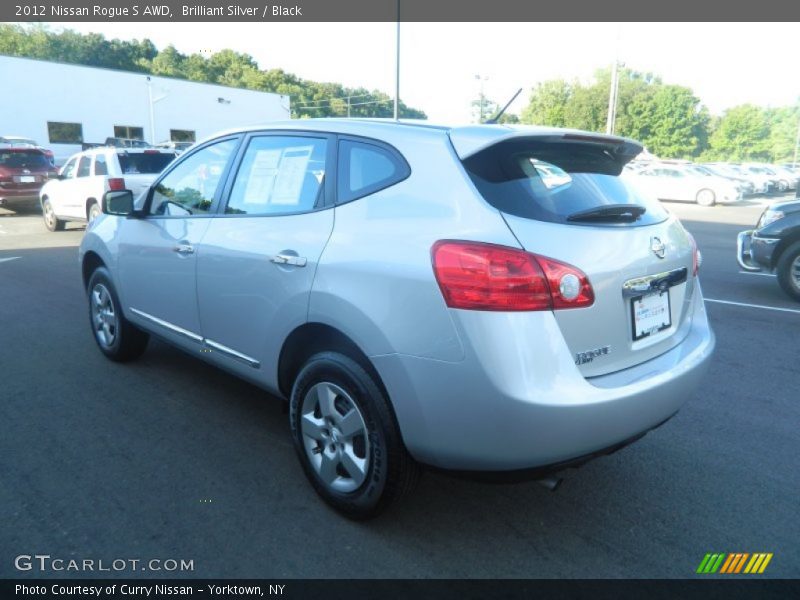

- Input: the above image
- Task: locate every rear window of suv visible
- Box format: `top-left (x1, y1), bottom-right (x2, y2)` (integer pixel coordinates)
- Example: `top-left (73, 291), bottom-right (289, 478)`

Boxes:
top-left (462, 138), bottom-right (668, 226)
top-left (0, 150), bottom-right (50, 170)
top-left (117, 152), bottom-right (175, 175)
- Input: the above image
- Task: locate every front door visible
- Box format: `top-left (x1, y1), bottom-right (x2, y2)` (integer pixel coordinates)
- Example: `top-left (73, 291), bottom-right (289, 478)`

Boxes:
top-left (116, 137), bottom-right (239, 349)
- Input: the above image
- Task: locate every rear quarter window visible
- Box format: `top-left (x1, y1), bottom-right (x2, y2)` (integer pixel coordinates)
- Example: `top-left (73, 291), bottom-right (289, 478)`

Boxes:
top-left (337, 139), bottom-right (409, 203)
top-left (462, 139), bottom-right (668, 226)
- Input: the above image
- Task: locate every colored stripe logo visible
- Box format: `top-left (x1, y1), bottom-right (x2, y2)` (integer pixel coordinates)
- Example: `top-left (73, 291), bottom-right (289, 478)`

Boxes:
top-left (696, 553), bottom-right (773, 574)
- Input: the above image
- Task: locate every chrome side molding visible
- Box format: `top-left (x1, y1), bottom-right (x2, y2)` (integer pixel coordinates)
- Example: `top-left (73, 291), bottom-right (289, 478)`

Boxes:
top-left (129, 308), bottom-right (260, 368)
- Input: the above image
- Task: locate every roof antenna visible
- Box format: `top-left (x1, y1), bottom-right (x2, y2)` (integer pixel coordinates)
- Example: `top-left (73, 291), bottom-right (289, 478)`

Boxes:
top-left (485, 88), bottom-right (522, 124)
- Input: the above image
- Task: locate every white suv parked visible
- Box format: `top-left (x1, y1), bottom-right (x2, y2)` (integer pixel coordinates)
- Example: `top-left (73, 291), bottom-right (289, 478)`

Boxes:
top-left (40, 146), bottom-right (175, 231)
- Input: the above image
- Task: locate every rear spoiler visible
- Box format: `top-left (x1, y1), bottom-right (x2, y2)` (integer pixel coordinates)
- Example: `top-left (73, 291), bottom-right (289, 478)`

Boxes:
top-left (449, 125), bottom-right (643, 168)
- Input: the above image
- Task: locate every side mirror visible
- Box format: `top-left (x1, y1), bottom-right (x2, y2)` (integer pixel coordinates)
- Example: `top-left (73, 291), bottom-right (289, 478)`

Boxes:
top-left (103, 190), bottom-right (135, 216)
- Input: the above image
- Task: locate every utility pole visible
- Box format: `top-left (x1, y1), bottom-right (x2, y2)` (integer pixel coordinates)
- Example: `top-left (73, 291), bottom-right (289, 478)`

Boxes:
top-left (793, 113), bottom-right (800, 167)
top-left (394, 0), bottom-right (400, 120)
top-left (606, 24), bottom-right (623, 135)
top-left (606, 60), bottom-right (620, 135)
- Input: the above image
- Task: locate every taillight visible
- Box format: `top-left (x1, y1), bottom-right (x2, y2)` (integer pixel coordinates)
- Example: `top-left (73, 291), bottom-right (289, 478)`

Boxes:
top-left (108, 178), bottom-right (125, 191)
top-left (431, 241), bottom-right (594, 312)
top-left (687, 232), bottom-right (700, 276)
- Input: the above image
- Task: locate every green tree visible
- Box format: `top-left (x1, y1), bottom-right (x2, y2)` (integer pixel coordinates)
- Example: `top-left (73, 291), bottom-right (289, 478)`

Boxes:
top-left (520, 79), bottom-right (572, 126)
top-left (0, 24), bottom-right (426, 120)
top-left (704, 104), bottom-right (771, 161)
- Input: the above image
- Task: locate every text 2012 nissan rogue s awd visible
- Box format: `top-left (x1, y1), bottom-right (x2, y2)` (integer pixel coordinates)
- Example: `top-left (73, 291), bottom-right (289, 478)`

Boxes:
top-left (79, 120), bottom-right (715, 518)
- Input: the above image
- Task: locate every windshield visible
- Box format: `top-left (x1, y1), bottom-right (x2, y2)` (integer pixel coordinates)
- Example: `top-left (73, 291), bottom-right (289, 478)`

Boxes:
top-left (118, 152), bottom-right (176, 174)
top-left (462, 139), bottom-right (668, 226)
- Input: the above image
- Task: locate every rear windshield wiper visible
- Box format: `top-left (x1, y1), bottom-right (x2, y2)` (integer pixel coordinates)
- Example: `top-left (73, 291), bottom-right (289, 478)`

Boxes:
top-left (566, 204), bottom-right (646, 223)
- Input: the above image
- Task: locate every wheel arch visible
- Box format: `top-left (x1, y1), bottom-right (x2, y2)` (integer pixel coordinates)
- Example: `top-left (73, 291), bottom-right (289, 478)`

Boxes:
top-left (771, 231), bottom-right (800, 270)
top-left (85, 197), bottom-right (99, 219)
top-left (278, 322), bottom-right (385, 399)
top-left (81, 251), bottom-right (107, 290)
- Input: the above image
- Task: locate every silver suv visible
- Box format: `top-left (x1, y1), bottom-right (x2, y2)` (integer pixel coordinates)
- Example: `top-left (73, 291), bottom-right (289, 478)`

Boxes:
top-left (79, 120), bottom-right (715, 518)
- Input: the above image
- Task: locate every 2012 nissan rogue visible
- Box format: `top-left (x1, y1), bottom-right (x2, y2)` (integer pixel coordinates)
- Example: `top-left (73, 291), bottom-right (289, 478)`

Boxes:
top-left (78, 120), bottom-right (715, 518)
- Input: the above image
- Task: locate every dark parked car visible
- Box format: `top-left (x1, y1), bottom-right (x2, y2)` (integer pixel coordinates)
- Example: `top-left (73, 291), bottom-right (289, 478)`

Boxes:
top-left (738, 199), bottom-right (800, 301)
top-left (0, 146), bottom-right (57, 211)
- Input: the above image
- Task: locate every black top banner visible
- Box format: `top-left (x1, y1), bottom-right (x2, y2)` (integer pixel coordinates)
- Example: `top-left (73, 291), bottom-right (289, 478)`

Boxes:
top-left (3, 0), bottom-right (800, 22)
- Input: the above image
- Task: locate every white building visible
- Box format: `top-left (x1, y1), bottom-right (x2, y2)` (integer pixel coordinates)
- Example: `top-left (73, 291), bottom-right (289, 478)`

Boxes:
top-left (0, 55), bottom-right (290, 164)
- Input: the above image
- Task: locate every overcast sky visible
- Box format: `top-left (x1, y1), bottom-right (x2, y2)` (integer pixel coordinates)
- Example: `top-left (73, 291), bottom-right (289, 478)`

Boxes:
top-left (52, 22), bottom-right (799, 122)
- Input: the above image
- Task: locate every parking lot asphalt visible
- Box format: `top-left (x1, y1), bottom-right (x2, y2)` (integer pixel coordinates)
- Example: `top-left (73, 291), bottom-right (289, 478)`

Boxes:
top-left (1, 197), bottom-right (798, 579)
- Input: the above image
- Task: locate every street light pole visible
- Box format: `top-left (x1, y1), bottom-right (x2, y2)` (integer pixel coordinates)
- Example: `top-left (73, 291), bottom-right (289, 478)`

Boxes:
top-left (147, 76), bottom-right (155, 145)
top-left (146, 76), bottom-right (168, 145)
top-left (475, 74), bottom-right (488, 123)
top-left (793, 112), bottom-right (800, 168)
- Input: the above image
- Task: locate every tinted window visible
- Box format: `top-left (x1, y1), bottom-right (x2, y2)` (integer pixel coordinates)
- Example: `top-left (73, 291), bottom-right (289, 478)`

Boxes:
top-left (0, 150), bottom-right (50, 169)
top-left (463, 139), bottom-right (668, 226)
top-left (118, 152), bottom-right (175, 175)
top-left (77, 156), bottom-right (91, 177)
top-left (113, 125), bottom-right (145, 140)
top-left (47, 121), bottom-right (83, 144)
top-left (225, 136), bottom-right (327, 216)
top-left (150, 139), bottom-right (237, 215)
top-left (94, 155), bottom-right (108, 176)
top-left (337, 139), bottom-right (409, 203)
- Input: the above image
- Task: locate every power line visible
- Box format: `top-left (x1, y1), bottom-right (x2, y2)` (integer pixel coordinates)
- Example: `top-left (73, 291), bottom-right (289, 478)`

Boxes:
top-left (294, 93), bottom-right (375, 108)
top-left (294, 98), bottom-right (392, 110)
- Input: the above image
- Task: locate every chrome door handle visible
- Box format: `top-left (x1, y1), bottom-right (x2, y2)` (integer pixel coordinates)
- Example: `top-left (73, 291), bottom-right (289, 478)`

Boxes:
top-left (271, 254), bottom-right (307, 267)
top-left (173, 244), bottom-right (195, 255)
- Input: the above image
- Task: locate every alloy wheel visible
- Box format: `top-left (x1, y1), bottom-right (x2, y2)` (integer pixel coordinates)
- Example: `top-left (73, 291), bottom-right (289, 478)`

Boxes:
top-left (300, 382), bottom-right (371, 493)
top-left (90, 283), bottom-right (118, 348)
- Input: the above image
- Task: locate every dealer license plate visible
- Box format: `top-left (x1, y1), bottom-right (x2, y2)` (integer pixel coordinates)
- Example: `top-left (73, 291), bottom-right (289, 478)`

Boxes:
top-left (631, 291), bottom-right (671, 341)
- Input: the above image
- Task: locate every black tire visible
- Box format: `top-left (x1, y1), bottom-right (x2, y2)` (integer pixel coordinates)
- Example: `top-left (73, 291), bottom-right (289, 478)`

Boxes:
top-left (42, 198), bottom-right (65, 231)
top-left (87, 201), bottom-right (101, 223)
top-left (86, 267), bottom-right (149, 361)
top-left (776, 241), bottom-right (800, 302)
top-left (289, 351), bottom-right (420, 519)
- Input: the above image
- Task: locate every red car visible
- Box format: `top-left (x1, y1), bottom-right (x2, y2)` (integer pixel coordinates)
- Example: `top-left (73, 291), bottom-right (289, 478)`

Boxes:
top-left (0, 145), bottom-right (57, 211)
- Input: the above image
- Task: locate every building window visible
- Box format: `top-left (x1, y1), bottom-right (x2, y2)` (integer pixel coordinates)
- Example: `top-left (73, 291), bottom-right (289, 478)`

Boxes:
top-left (170, 129), bottom-right (196, 143)
top-left (113, 125), bottom-right (145, 140)
top-left (47, 122), bottom-right (83, 144)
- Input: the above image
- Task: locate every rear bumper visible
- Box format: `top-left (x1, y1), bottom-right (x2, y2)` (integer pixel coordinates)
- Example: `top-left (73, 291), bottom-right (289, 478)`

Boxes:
top-left (0, 192), bottom-right (41, 205)
top-left (373, 284), bottom-right (715, 471)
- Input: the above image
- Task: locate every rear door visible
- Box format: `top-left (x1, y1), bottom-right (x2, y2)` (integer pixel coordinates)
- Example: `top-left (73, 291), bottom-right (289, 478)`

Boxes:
top-left (457, 132), bottom-right (698, 377)
top-left (195, 132), bottom-right (334, 386)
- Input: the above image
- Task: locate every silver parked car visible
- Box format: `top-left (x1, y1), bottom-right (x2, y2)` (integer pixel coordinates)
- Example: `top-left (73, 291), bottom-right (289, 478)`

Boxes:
top-left (624, 163), bottom-right (741, 206)
top-left (79, 120), bottom-right (715, 518)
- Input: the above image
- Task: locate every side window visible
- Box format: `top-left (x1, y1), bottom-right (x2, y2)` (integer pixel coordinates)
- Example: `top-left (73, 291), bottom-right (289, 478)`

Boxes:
top-left (337, 139), bottom-right (409, 203)
top-left (225, 136), bottom-right (327, 216)
top-left (150, 138), bottom-right (237, 216)
top-left (60, 158), bottom-right (77, 179)
top-left (76, 156), bottom-right (91, 178)
top-left (94, 155), bottom-right (108, 176)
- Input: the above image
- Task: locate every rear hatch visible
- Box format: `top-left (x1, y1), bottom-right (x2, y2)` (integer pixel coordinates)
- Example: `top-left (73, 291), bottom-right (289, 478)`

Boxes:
top-left (453, 127), bottom-right (698, 377)
top-left (0, 148), bottom-right (54, 194)
top-left (116, 150), bottom-right (176, 197)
